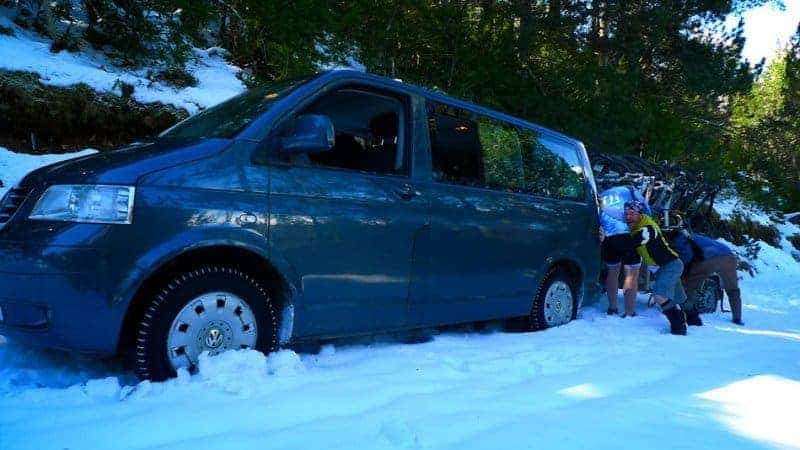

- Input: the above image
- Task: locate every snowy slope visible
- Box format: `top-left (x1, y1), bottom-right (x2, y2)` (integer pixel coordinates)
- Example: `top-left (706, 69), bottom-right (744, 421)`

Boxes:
top-left (0, 13), bottom-right (246, 114)
top-left (1, 148), bottom-right (800, 450)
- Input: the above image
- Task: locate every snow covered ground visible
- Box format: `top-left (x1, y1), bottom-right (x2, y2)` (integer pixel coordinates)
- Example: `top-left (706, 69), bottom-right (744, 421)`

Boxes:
top-left (0, 12), bottom-right (246, 114)
top-left (2, 17), bottom-right (800, 450)
top-left (1, 148), bottom-right (800, 450)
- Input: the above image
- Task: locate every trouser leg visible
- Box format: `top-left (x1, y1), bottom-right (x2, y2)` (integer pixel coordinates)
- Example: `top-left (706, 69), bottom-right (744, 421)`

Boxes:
top-left (653, 260), bottom-right (687, 335)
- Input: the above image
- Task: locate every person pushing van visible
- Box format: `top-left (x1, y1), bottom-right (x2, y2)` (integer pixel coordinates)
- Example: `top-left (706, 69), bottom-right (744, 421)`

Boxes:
top-left (624, 200), bottom-right (689, 335)
top-left (599, 186), bottom-right (649, 317)
top-left (670, 231), bottom-right (745, 326)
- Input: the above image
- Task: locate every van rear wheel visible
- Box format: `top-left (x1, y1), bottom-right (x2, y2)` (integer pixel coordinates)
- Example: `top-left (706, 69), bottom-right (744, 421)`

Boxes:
top-left (133, 266), bottom-right (278, 381)
top-left (529, 270), bottom-right (577, 331)
top-left (694, 275), bottom-right (723, 314)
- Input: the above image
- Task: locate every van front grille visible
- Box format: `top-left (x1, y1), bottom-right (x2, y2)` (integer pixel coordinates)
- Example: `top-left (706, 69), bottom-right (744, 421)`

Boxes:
top-left (0, 187), bottom-right (32, 225)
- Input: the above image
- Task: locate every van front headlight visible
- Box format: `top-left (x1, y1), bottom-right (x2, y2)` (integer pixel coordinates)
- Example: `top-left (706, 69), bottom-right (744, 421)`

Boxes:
top-left (29, 185), bottom-right (135, 224)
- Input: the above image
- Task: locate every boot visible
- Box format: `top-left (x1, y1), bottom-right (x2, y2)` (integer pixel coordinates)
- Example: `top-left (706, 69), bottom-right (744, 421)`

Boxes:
top-left (728, 288), bottom-right (743, 325)
top-left (685, 308), bottom-right (703, 326)
top-left (663, 305), bottom-right (687, 336)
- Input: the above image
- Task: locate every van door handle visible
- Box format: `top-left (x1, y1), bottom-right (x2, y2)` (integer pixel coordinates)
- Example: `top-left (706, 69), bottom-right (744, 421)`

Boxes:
top-left (395, 184), bottom-right (421, 200)
top-left (238, 213), bottom-right (258, 224)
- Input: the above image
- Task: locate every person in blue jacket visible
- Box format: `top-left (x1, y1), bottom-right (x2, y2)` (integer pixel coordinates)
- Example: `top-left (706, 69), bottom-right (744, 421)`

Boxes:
top-left (599, 186), bottom-right (651, 317)
top-left (670, 230), bottom-right (744, 326)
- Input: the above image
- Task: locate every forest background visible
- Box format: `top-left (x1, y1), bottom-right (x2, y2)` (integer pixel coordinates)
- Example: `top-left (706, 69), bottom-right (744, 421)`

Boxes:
top-left (1, 0), bottom-right (799, 211)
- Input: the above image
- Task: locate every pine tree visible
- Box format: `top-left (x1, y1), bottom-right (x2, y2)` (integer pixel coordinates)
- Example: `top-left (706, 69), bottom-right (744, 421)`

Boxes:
top-left (728, 23), bottom-right (800, 210)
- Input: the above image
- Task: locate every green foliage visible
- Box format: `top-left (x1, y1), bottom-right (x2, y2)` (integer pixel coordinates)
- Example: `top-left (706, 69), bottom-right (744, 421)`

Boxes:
top-left (520, 131), bottom-right (583, 200)
top-left (0, 24), bottom-right (13, 36)
top-left (728, 24), bottom-right (800, 211)
top-left (112, 79), bottom-right (135, 100)
top-left (725, 211), bottom-right (781, 247)
top-left (475, 119), bottom-right (582, 198)
top-left (50, 25), bottom-right (83, 53)
top-left (156, 0), bottom-right (217, 46)
top-left (329, 1), bottom-right (761, 176)
top-left (480, 120), bottom-right (525, 191)
top-left (155, 67), bottom-right (198, 88)
top-left (80, 1), bottom-right (194, 67)
top-left (789, 234), bottom-right (800, 251)
top-left (0, 70), bottom-right (187, 152)
top-left (32, 0), bottom-right (57, 38)
top-left (84, 0), bottom-right (158, 64)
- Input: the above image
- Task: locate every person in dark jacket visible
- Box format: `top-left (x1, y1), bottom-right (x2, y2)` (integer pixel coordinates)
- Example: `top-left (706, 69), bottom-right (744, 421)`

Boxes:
top-left (624, 201), bottom-right (688, 335)
top-left (670, 230), bottom-right (744, 326)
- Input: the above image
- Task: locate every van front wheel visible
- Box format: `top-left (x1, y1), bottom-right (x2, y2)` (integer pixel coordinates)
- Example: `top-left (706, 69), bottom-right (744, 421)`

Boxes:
top-left (133, 266), bottom-right (278, 381)
top-left (529, 270), bottom-right (577, 331)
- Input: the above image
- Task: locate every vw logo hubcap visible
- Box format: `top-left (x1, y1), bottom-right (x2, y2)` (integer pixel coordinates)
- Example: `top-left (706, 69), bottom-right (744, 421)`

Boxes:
top-left (168, 292), bottom-right (258, 372)
top-left (205, 328), bottom-right (224, 348)
top-left (195, 319), bottom-right (234, 353)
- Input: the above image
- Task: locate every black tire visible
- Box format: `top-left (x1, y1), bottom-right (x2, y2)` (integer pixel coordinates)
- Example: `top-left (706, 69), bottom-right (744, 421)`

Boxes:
top-left (529, 269), bottom-right (578, 331)
top-left (694, 275), bottom-right (723, 314)
top-left (133, 266), bottom-right (278, 381)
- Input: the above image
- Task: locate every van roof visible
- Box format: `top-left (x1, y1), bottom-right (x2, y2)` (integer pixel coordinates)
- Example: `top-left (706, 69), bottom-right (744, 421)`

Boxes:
top-left (317, 70), bottom-right (584, 147)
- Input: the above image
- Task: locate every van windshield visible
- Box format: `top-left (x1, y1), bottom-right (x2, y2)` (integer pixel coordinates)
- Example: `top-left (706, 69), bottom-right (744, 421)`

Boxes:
top-left (159, 75), bottom-right (315, 139)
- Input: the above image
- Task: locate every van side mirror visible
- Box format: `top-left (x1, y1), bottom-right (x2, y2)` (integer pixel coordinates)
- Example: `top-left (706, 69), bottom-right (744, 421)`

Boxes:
top-left (280, 114), bottom-right (335, 154)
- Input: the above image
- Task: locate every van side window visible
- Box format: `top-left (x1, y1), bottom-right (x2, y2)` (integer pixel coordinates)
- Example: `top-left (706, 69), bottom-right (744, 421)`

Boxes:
top-left (521, 134), bottom-right (585, 200)
top-left (478, 119), bottom-right (525, 192)
top-left (294, 89), bottom-right (407, 176)
top-left (428, 104), bottom-right (483, 186)
top-left (427, 101), bottom-right (584, 199)
top-left (427, 101), bottom-right (525, 193)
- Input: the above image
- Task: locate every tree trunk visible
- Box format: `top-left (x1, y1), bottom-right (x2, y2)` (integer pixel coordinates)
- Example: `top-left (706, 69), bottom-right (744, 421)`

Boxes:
top-left (548, 0), bottom-right (561, 24)
top-left (597, 0), bottom-right (609, 67)
top-left (515, 0), bottom-right (534, 66)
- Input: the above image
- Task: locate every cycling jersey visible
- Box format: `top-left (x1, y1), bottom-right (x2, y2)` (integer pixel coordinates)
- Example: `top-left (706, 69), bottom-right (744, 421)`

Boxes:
top-left (600, 186), bottom-right (651, 236)
top-left (629, 214), bottom-right (679, 267)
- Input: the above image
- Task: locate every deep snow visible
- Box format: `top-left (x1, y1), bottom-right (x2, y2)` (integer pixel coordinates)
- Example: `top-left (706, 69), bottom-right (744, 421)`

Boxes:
top-left (1, 147), bottom-right (800, 450)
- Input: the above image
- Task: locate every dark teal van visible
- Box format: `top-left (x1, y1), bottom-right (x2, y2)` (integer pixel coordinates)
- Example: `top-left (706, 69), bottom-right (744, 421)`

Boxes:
top-left (0, 71), bottom-right (601, 380)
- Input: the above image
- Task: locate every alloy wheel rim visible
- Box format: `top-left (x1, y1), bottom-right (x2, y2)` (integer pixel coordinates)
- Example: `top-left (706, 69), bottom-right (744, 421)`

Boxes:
top-left (166, 291), bottom-right (258, 372)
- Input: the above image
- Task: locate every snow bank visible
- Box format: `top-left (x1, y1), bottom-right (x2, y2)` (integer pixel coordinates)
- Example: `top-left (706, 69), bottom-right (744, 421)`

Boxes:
top-left (714, 190), bottom-right (800, 271)
top-left (0, 15), bottom-right (245, 114)
top-left (714, 195), bottom-right (774, 226)
top-left (0, 146), bottom-right (97, 196)
top-left (0, 340), bottom-right (131, 394)
top-left (197, 349), bottom-right (268, 396)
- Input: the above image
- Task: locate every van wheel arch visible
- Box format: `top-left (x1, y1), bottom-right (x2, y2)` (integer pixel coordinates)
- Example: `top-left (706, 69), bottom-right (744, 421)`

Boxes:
top-left (117, 246), bottom-right (291, 362)
top-left (134, 265), bottom-right (278, 380)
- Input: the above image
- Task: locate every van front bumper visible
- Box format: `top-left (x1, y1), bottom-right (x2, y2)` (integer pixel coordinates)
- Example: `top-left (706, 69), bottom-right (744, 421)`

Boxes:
top-left (0, 241), bottom-right (125, 355)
